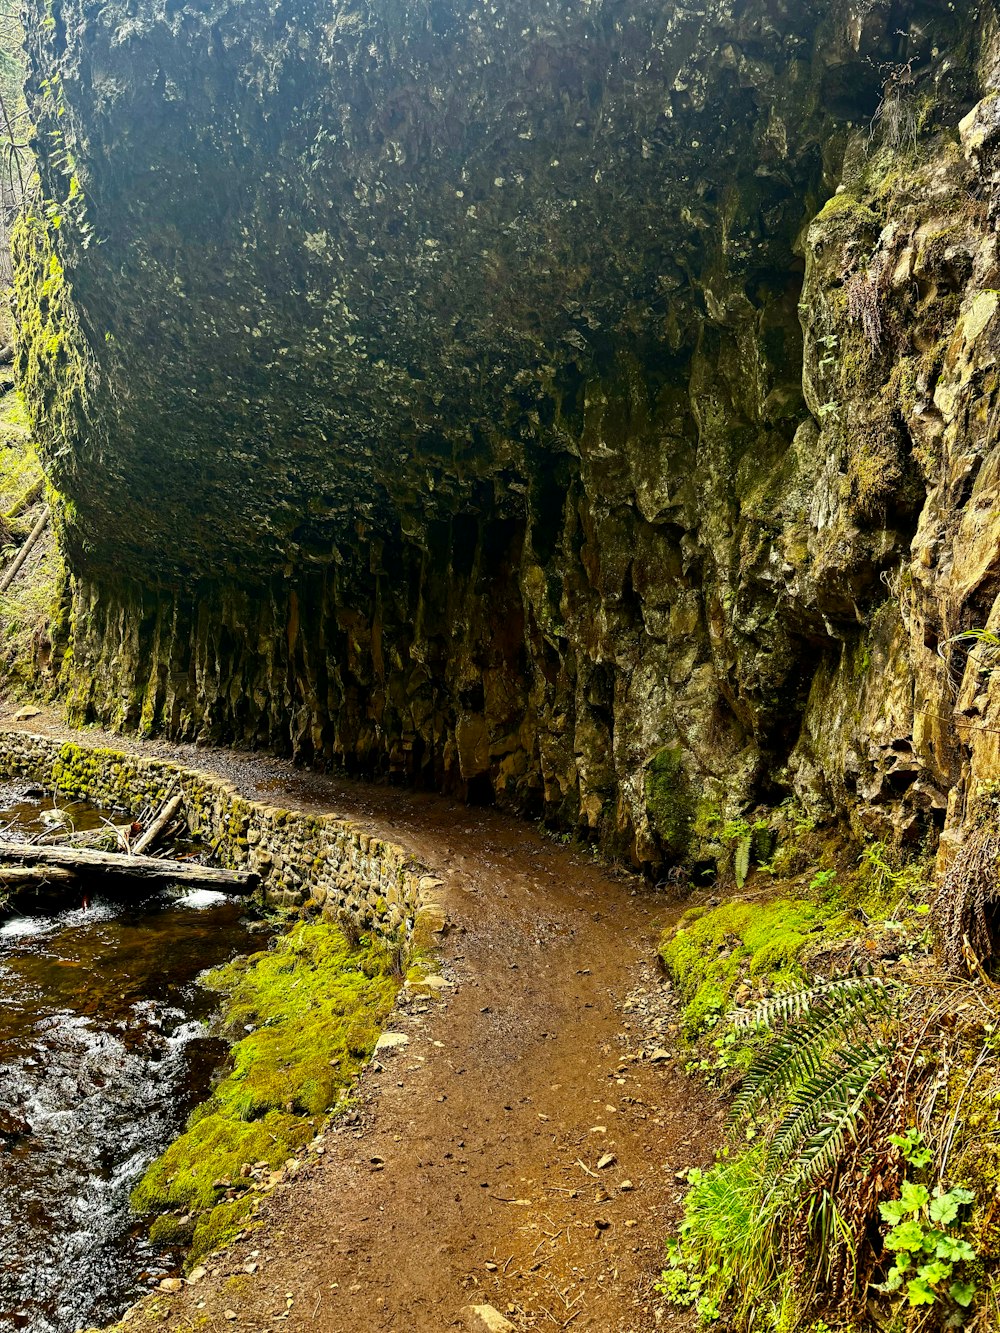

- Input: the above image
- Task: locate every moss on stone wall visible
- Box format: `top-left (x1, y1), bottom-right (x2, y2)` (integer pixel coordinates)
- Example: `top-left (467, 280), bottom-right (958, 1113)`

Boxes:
top-left (11, 211), bottom-right (90, 508)
top-left (0, 730), bottom-right (429, 950)
top-left (644, 746), bottom-right (695, 863)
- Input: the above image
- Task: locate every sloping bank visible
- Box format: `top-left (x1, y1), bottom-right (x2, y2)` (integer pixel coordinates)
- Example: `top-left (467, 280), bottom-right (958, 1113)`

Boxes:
top-left (0, 729), bottom-right (437, 1266)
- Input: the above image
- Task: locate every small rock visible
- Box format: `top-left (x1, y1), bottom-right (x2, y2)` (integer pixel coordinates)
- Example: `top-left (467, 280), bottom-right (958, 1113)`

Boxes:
top-left (224, 1311), bottom-right (237, 1322)
top-left (186, 1266), bottom-right (207, 1285)
top-left (158, 1278), bottom-right (184, 1293)
top-left (620, 1180), bottom-right (634, 1192)
top-left (596, 1153), bottom-right (617, 1170)
top-left (460, 1305), bottom-right (515, 1333)
top-left (374, 1032), bottom-right (410, 1054)
top-left (14, 706), bottom-right (40, 721)
top-left (649, 1049), bottom-right (670, 1064)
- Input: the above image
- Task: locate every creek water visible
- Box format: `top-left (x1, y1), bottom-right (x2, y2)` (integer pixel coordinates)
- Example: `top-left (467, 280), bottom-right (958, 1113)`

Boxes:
top-left (0, 787), bottom-right (259, 1333)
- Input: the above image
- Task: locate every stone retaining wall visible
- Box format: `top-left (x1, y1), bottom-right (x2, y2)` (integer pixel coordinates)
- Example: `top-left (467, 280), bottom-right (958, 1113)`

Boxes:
top-left (0, 729), bottom-right (427, 951)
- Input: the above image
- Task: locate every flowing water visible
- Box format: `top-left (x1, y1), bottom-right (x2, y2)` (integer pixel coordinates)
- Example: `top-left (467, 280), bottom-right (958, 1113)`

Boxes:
top-left (0, 787), bottom-right (259, 1333)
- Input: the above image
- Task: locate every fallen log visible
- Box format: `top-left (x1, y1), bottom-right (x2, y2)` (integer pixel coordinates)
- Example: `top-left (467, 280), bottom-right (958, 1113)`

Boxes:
top-left (0, 865), bottom-right (78, 887)
top-left (0, 508), bottom-right (49, 594)
top-left (0, 841), bottom-right (256, 892)
top-left (133, 793), bottom-right (184, 855)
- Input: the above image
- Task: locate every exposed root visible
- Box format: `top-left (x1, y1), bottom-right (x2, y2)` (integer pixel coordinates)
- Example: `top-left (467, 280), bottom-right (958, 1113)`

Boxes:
top-left (936, 825), bottom-right (1000, 975)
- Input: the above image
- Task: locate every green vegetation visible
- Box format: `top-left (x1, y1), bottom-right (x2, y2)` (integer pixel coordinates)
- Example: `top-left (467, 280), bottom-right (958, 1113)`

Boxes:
top-left (657, 828), bottom-right (1000, 1331)
top-left (645, 745), bottom-right (695, 861)
top-left (659, 1147), bottom-right (788, 1326)
top-left (12, 214), bottom-right (92, 460)
top-left (660, 897), bottom-right (847, 1039)
top-left (132, 921), bottom-right (399, 1264)
top-left (0, 389), bottom-right (66, 691)
top-left (0, 393), bottom-right (41, 517)
top-left (730, 976), bottom-right (899, 1188)
top-left (879, 1165), bottom-right (978, 1311)
top-left (660, 963), bottom-right (993, 1330)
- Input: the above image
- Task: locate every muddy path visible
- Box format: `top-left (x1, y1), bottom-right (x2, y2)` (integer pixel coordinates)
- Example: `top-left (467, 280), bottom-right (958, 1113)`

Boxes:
top-left (0, 707), bottom-right (717, 1332)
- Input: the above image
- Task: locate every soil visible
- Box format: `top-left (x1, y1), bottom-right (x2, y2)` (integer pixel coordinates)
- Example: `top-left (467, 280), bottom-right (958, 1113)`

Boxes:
top-left (0, 704), bottom-right (718, 1333)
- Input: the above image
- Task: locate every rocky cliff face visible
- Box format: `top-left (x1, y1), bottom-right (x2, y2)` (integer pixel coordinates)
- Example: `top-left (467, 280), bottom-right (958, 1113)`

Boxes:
top-left (13, 0), bottom-right (1000, 870)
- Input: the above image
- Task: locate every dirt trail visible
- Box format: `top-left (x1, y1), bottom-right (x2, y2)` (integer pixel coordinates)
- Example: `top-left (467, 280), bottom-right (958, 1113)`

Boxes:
top-left (0, 708), bottom-right (717, 1333)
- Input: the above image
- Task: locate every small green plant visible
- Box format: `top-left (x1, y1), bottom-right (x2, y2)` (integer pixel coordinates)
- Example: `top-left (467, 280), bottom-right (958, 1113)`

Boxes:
top-left (878, 1163), bottom-right (977, 1310)
top-left (778, 797), bottom-right (817, 839)
top-left (810, 867), bottom-right (839, 895)
top-left (817, 331), bottom-right (840, 372)
top-left (889, 1127), bottom-right (933, 1169)
top-left (721, 817), bottom-right (770, 889)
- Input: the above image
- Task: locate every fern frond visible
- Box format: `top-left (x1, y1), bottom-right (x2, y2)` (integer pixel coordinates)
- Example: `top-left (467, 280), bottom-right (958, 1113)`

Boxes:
top-left (784, 1059), bottom-right (887, 1189)
top-left (729, 982), bottom-right (893, 1124)
top-left (735, 835), bottom-right (751, 889)
top-left (735, 973), bottom-right (892, 1032)
top-left (764, 1044), bottom-right (890, 1181)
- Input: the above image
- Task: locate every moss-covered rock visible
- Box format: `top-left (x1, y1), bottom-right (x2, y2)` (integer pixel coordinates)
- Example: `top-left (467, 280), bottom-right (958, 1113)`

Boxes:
top-left (131, 921), bottom-right (399, 1265)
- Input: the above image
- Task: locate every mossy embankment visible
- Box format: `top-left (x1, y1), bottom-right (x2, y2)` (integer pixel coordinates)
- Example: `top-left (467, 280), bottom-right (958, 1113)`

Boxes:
top-left (655, 828), bottom-right (1000, 1331)
top-left (659, 830), bottom-right (934, 1044)
top-left (0, 387), bottom-right (66, 692)
top-left (661, 897), bottom-right (847, 1040)
top-left (132, 920), bottom-right (399, 1265)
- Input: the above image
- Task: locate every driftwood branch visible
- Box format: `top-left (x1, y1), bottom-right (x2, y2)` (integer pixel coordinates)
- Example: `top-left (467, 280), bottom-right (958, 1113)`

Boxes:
top-left (43, 823), bottom-right (132, 852)
top-left (0, 508), bottom-right (49, 594)
top-left (132, 793), bottom-right (184, 855)
top-left (0, 841), bottom-right (256, 891)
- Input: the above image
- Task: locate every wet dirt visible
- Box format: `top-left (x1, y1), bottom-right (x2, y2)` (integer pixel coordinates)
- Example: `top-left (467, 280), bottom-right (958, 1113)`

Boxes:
top-left (0, 707), bottom-right (718, 1333)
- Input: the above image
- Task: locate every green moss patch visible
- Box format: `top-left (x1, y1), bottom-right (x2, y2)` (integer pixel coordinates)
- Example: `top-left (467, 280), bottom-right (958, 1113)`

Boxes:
top-left (131, 921), bottom-right (399, 1264)
top-left (0, 392), bottom-right (42, 522)
top-left (645, 745), bottom-right (695, 861)
top-left (0, 386), bottom-right (68, 692)
top-left (660, 897), bottom-right (847, 1038)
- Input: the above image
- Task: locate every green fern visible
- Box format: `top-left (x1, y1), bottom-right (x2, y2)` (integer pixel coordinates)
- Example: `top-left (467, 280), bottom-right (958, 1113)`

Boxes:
top-left (729, 974), bottom-right (901, 1189)
top-left (734, 973), bottom-right (891, 1032)
top-left (730, 976), bottom-right (895, 1124)
top-left (765, 1045), bottom-right (889, 1185)
top-left (735, 835), bottom-right (752, 889)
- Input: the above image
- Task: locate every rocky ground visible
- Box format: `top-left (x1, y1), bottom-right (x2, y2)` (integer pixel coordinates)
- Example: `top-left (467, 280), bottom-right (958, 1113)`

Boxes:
top-left (1, 704), bottom-right (716, 1333)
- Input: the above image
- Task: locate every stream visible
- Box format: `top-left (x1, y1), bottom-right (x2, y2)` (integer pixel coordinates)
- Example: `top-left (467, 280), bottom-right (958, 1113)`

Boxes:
top-left (0, 787), bottom-right (259, 1333)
